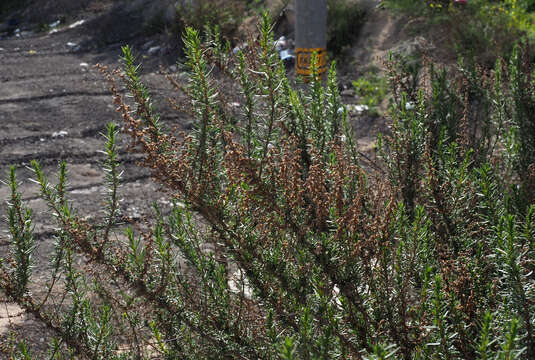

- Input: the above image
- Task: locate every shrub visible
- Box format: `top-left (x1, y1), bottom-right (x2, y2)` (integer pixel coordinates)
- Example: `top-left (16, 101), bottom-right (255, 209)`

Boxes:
top-left (352, 72), bottom-right (389, 116)
top-left (171, 0), bottom-right (246, 41)
top-left (327, 0), bottom-right (366, 55)
top-left (384, 0), bottom-right (534, 67)
top-left (2, 13), bottom-right (535, 359)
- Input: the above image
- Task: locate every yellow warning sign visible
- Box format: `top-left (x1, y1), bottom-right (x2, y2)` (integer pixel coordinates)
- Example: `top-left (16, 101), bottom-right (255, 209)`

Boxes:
top-left (295, 47), bottom-right (327, 76)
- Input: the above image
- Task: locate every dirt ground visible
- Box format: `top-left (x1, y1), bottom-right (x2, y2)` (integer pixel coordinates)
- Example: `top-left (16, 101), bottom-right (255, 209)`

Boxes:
top-left (0, 0), bottom-right (425, 356)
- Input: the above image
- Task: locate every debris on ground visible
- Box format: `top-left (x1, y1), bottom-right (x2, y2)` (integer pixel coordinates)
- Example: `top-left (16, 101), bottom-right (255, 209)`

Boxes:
top-left (49, 20), bottom-right (61, 28)
top-left (66, 41), bottom-right (81, 52)
top-left (52, 130), bottom-right (69, 138)
top-left (148, 45), bottom-right (161, 55)
top-left (68, 19), bottom-right (85, 29)
top-left (348, 104), bottom-right (370, 114)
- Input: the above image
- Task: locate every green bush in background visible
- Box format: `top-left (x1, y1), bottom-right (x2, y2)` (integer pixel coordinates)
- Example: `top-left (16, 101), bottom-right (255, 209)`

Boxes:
top-left (385, 0), bottom-right (535, 65)
top-left (328, 0), bottom-right (366, 55)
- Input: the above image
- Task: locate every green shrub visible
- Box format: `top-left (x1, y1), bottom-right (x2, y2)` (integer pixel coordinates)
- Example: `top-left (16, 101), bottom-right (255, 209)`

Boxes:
top-left (352, 72), bottom-right (389, 115)
top-left (2, 13), bottom-right (535, 359)
top-left (384, 0), bottom-right (534, 66)
top-left (172, 0), bottom-right (245, 40)
top-left (328, 0), bottom-right (366, 55)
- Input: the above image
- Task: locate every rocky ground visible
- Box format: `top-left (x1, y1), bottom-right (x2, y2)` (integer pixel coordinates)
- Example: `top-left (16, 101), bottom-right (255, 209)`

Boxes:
top-left (0, 0), bottom-right (429, 356)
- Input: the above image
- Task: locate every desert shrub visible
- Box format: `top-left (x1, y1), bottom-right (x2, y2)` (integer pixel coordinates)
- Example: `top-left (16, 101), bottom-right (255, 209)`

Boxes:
top-left (2, 13), bottom-right (535, 360)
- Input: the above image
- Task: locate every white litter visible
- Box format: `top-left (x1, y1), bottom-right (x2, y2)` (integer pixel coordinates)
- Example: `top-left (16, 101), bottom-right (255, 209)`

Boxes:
top-left (279, 49), bottom-right (293, 61)
top-left (353, 104), bottom-right (369, 113)
top-left (147, 46), bottom-right (161, 55)
top-left (49, 20), bottom-right (61, 28)
top-left (66, 42), bottom-right (81, 52)
top-left (405, 102), bottom-right (415, 110)
top-left (79, 62), bottom-right (89, 68)
top-left (52, 130), bottom-right (68, 138)
top-left (274, 36), bottom-right (287, 51)
top-left (68, 20), bottom-right (85, 29)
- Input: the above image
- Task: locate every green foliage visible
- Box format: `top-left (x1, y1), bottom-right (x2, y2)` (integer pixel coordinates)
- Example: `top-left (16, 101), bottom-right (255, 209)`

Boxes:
top-left (4, 166), bottom-right (35, 298)
top-left (172, 0), bottom-right (245, 39)
top-left (385, 0), bottom-right (535, 66)
top-left (15, 341), bottom-right (33, 360)
top-left (2, 13), bottom-right (535, 359)
top-left (327, 0), bottom-right (367, 55)
top-left (352, 72), bottom-right (388, 115)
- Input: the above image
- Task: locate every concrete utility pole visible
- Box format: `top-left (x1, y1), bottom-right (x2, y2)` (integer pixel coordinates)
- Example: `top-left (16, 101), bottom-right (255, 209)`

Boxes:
top-left (295, 0), bottom-right (327, 78)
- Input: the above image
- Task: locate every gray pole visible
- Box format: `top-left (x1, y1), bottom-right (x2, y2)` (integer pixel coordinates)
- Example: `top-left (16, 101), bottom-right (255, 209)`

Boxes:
top-left (295, 0), bottom-right (327, 78)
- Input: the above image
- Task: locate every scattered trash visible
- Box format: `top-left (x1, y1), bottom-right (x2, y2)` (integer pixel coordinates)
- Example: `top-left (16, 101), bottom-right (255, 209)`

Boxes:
top-left (14, 28), bottom-right (20, 34)
top-left (79, 62), bottom-right (89, 68)
top-left (52, 130), bottom-right (68, 138)
top-left (229, 102), bottom-right (241, 108)
top-left (40, 138), bottom-right (45, 142)
top-left (49, 20), bottom-right (61, 28)
top-left (0, 48), bottom-right (4, 51)
top-left (66, 42), bottom-right (81, 52)
top-left (147, 46), bottom-right (161, 55)
top-left (340, 89), bottom-right (354, 96)
top-left (169, 64), bottom-right (177, 72)
top-left (274, 36), bottom-right (287, 51)
top-left (405, 102), bottom-right (415, 110)
top-left (68, 19), bottom-right (85, 29)
top-left (13, 47), bottom-right (20, 51)
top-left (348, 104), bottom-right (369, 114)
top-left (337, 106), bottom-right (345, 115)
top-left (354, 104), bottom-right (369, 113)
top-left (271, 36), bottom-right (295, 69)
top-left (280, 51), bottom-right (294, 61)
top-left (28, 49), bottom-right (36, 55)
